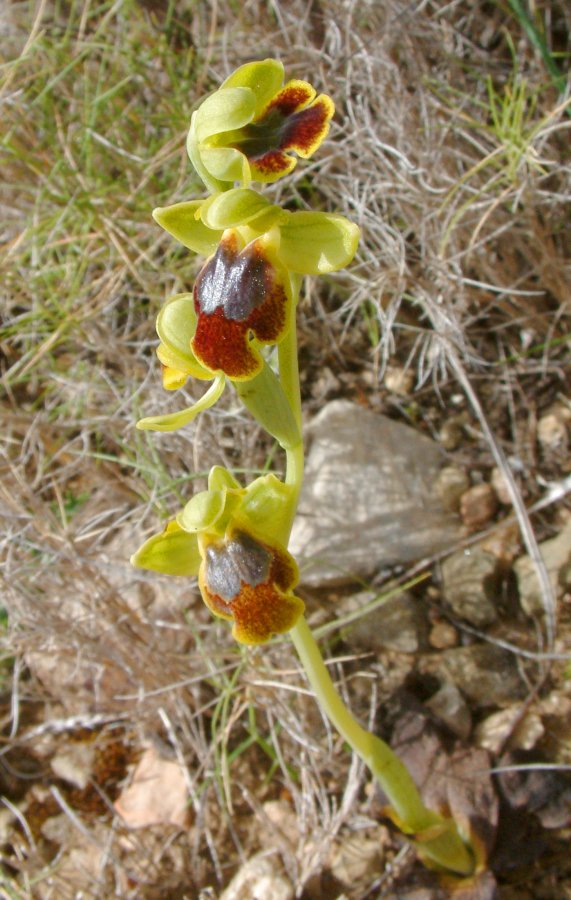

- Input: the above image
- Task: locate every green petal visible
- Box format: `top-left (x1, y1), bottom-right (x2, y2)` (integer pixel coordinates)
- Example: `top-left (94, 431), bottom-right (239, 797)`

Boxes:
top-left (195, 87), bottom-right (255, 141)
top-left (157, 342), bottom-right (211, 382)
top-left (136, 375), bottom-right (225, 432)
top-left (278, 212), bottom-right (360, 274)
top-left (208, 466), bottom-right (241, 493)
top-left (221, 59), bottom-right (284, 118)
top-left (153, 202), bottom-right (222, 255)
top-left (178, 490), bottom-right (225, 533)
top-left (187, 115), bottom-right (227, 194)
top-left (198, 146), bottom-right (249, 184)
top-left (201, 188), bottom-right (283, 231)
top-left (239, 475), bottom-right (297, 547)
top-left (156, 294), bottom-right (211, 379)
top-left (131, 522), bottom-right (200, 576)
top-left (234, 361), bottom-right (300, 450)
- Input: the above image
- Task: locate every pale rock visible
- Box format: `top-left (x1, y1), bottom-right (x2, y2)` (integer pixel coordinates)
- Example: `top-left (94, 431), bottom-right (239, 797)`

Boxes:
top-left (480, 523), bottom-right (521, 565)
top-left (289, 401), bottom-right (460, 585)
top-left (540, 690), bottom-right (571, 719)
top-left (459, 483), bottom-right (498, 530)
top-left (514, 517), bottom-right (571, 617)
top-left (434, 466), bottom-right (470, 512)
top-left (220, 853), bottom-right (293, 900)
top-left (428, 621), bottom-right (458, 649)
top-left (51, 741), bottom-right (96, 790)
top-left (41, 813), bottom-right (72, 844)
top-left (490, 467), bottom-right (512, 505)
top-left (440, 548), bottom-right (500, 626)
top-left (0, 807), bottom-right (15, 843)
top-left (342, 591), bottom-right (427, 653)
top-left (421, 644), bottom-right (525, 707)
top-left (439, 418), bottom-right (465, 450)
top-left (384, 365), bottom-right (414, 396)
top-left (36, 834), bottom-right (106, 895)
top-left (261, 800), bottom-right (299, 848)
top-left (537, 412), bottom-right (568, 451)
top-left (426, 682), bottom-right (472, 741)
top-left (328, 833), bottom-right (383, 887)
top-left (114, 745), bottom-right (190, 830)
top-left (475, 706), bottom-right (544, 754)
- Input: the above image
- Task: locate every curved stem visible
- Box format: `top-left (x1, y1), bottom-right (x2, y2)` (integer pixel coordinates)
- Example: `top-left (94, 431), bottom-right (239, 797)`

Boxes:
top-left (278, 277), bottom-right (474, 876)
top-left (289, 617), bottom-right (475, 875)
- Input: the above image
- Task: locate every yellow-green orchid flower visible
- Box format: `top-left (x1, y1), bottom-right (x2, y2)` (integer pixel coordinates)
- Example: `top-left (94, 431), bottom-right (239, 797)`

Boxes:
top-left (137, 188), bottom-right (359, 440)
top-left (187, 58), bottom-right (334, 191)
top-left (131, 467), bottom-right (304, 645)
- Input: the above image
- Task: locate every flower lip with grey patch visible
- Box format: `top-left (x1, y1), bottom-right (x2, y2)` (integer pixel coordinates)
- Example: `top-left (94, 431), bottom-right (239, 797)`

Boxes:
top-left (205, 532), bottom-right (271, 602)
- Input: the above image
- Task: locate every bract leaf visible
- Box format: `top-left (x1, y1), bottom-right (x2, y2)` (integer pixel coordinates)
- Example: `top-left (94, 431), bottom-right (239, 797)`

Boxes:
top-left (234, 361), bottom-right (300, 450)
top-left (153, 203), bottom-right (222, 255)
top-left (195, 87), bottom-right (255, 141)
top-left (131, 521), bottom-right (200, 576)
top-left (136, 375), bottom-right (225, 432)
top-left (278, 212), bottom-right (360, 274)
top-left (221, 59), bottom-right (284, 118)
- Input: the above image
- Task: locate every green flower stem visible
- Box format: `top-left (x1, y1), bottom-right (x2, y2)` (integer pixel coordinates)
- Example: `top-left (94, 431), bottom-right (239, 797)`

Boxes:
top-left (279, 276), bottom-right (474, 877)
top-left (289, 617), bottom-right (475, 875)
top-left (279, 274), bottom-right (304, 513)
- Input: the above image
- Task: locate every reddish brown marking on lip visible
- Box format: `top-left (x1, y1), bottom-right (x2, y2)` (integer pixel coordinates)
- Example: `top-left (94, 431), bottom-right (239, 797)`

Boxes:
top-left (264, 81), bottom-right (314, 117)
top-left (191, 233), bottom-right (288, 379)
top-left (249, 149), bottom-right (295, 176)
top-left (280, 95), bottom-right (333, 156)
top-left (200, 530), bottom-right (303, 643)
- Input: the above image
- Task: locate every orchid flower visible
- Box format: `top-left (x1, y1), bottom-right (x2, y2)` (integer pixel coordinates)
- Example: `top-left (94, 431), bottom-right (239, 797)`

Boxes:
top-left (131, 466), bottom-right (303, 644)
top-left (130, 59), bottom-right (476, 876)
top-left (187, 59), bottom-right (334, 191)
top-left (136, 188), bottom-right (359, 442)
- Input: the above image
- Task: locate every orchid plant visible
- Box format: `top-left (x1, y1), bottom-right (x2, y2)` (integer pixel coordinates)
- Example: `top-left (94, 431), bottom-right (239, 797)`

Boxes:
top-left (132, 59), bottom-right (476, 878)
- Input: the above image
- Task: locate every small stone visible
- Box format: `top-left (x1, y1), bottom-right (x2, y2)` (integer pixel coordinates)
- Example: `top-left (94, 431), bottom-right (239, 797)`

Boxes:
top-left (440, 548), bottom-right (500, 626)
top-left (113, 746), bottom-right (190, 830)
top-left (41, 813), bottom-right (72, 844)
top-left (220, 853), bottom-right (293, 900)
top-left (514, 517), bottom-right (571, 617)
top-left (328, 833), bottom-right (383, 887)
top-left (311, 365), bottom-right (340, 402)
top-left (434, 466), bottom-right (470, 512)
top-left (460, 483), bottom-right (498, 530)
top-left (537, 412), bottom-right (568, 451)
top-left (289, 401), bottom-right (461, 585)
top-left (421, 644), bottom-right (525, 707)
top-left (51, 741), bottom-right (96, 790)
top-left (475, 707), bottom-right (544, 754)
top-left (343, 591), bottom-right (427, 653)
top-left (439, 418), bottom-right (465, 450)
top-left (384, 365), bottom-right (414, 396)
top-left (428, 621), bottom-right (458, 649)
top-left (480, 523), bottom-right (521, 565)
top-left (261, 800), bottom-right (298, 848)
top-left (0, 808), bottom-right (15, 844)
top-left (490, 467), bottom-right (512, 505)
top-left (497, 752), bottom-right (571, 829)
top-left (426, 682), bottom-right (472, 740)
